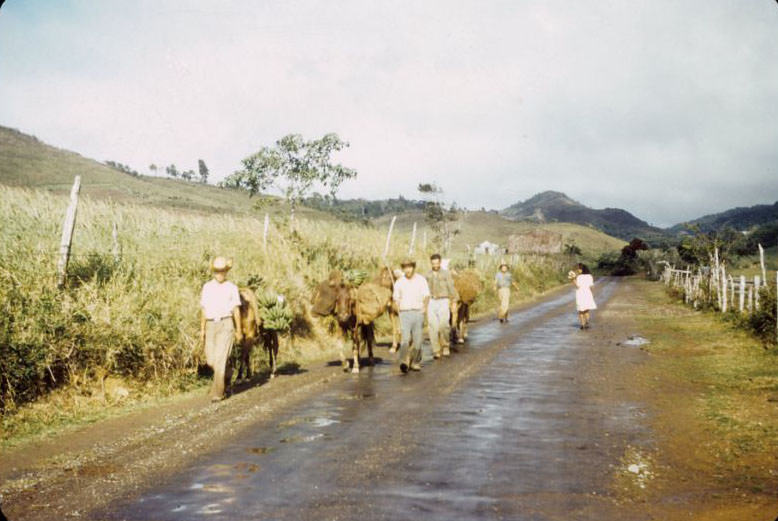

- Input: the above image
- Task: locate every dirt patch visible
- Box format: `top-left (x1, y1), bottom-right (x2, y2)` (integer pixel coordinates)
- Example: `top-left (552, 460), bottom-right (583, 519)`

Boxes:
top-left (600, 278), bottom-right (778, 519)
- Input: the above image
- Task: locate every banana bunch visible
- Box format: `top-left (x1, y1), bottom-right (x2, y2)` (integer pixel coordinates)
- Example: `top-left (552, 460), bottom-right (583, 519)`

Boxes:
top-left (344, 269), bottom-right (368, 287)
top-left (256, 289), bottom-right (293, 332)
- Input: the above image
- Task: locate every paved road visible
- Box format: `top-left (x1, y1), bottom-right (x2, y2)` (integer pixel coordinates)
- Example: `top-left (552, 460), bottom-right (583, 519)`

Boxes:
top-left (99, 278), bottom-right (650, 521)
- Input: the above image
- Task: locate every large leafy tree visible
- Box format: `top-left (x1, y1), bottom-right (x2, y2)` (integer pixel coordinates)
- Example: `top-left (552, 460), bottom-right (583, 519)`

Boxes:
top-left (225, 133), bottom-right (357, 225)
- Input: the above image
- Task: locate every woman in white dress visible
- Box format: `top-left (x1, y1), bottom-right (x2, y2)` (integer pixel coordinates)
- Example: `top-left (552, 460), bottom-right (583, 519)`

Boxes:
top-left (573, 263), bottom-right (596, 329)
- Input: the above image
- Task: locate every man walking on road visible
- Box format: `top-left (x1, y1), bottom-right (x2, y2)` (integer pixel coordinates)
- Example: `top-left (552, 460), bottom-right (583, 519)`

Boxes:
top-left (393, 259), bottom-right (430, 373)
top-left (495, 262), bottom-right (518, 323)
top-left (200, 257), bottom-right (243, 401)
top-left (426, 253), bottom-right (459, 359)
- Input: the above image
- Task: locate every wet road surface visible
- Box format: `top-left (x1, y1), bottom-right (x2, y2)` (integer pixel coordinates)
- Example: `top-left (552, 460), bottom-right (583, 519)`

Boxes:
top-left (99, 279), bottom-right (651, 520)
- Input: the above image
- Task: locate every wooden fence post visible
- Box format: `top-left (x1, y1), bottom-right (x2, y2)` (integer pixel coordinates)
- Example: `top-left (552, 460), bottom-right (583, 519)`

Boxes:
top-left (755, 275), bottom-right (761, 310)
top-left (713, 248), bottom-right (721, 308)
top-left (383, 215), bottom-right (397, 260)
top-left (776, 271), bottom-right (778, 344)
top-left (747, 285), bottom-right (753, 314)
top-left (739, 275), bottom-right (746, 313)
top-left (408, 221), bottom-right (417, 256)
top-left (721, 265), bottom-right (728, 313)
top-left (759, 244), bottom-right (767, 287)
top-left (56, 175), bottom-right (81, 288)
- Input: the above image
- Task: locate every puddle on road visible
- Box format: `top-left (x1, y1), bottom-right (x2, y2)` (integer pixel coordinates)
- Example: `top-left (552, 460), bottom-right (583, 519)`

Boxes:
top-left (277, 416), bottom-right (340, 429)
top-left (279, 433), bottom-right (327, 443)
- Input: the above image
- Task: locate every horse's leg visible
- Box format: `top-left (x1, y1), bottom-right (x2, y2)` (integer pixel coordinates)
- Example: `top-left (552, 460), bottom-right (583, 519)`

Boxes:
top-left (272, 334), bottom-right (279, 378)
top-left (339, 327), bottom-right (350, 372)
top-left (351, 323), bottom-right (361, 374)
top-left (365, 324), bottom-right (375, 366)
top-left (267, 333), bottom-right (277, 379)
top-left (462, 305), bottom-right (470, 340)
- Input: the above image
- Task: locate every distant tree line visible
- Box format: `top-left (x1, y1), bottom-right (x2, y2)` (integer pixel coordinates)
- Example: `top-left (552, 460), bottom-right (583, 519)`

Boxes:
top-left (302, 193), bottom-right (425, 221)
top-left (148, 159), bottom-right (209, 184)
top-left (104, 161), bottom-right (139, 176)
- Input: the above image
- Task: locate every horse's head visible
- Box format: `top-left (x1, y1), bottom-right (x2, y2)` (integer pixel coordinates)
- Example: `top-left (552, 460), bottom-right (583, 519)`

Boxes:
top-left (334, 284), bottom-right (354, 324)
top-left (375, 267), bottom-right (394, 290)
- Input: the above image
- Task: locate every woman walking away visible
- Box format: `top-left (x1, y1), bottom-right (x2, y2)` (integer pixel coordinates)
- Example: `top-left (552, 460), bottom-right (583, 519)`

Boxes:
top-left (573, 263), bottom-right (596, 329)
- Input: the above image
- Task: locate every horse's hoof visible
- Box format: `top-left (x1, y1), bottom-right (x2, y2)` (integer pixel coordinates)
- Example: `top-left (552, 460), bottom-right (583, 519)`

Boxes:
top-left (458, 338), bottom-right (465, 344)
top-left (351, 367), bottom-right (360, 374)
top-left (270, 373), bottom-right (276, 379)
top-left (388, 346), bottom-right (397, 354)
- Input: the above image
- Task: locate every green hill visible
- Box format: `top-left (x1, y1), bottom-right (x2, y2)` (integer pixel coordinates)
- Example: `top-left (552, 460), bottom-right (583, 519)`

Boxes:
top-left (0, 125), bottom-right (326, 219)
top-left (500, 190), bottom-right (666, 243)
top-left (374, 209), bottom-right (626, 260)
top-left (668, 201), bottom-right (778, 234)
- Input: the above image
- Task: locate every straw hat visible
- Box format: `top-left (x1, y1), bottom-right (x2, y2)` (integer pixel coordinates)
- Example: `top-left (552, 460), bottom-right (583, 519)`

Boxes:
top-left (210, 256), bottom-right (233, 272)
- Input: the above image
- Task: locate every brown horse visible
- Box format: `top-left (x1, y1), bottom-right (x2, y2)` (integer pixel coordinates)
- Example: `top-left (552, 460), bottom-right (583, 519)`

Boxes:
top-left (236, 287), bottom-right (280, 381)
top-left (333, 283), bottom-right (376, 373)
top-left (371, 266), bottom-right (401, 352)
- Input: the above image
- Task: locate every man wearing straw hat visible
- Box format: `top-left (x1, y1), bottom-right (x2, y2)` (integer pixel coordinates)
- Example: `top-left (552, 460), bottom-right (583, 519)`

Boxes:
top-left (393, 259), bottom-right (430, 373)
top-left (200, 256), bottom-right (243, 401)
top-left (494, 262), bottom-right (519, 323)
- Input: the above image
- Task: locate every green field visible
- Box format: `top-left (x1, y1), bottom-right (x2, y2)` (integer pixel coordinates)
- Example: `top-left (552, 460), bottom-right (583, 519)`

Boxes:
top-left (0, 124), bottom-right (627, 442)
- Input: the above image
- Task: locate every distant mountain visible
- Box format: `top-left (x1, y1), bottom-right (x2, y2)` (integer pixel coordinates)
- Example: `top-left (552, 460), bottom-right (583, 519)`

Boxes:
top-left (501, 191), bottom-right (665, 242)
top-left (668, 201), bottom-right (778, 234)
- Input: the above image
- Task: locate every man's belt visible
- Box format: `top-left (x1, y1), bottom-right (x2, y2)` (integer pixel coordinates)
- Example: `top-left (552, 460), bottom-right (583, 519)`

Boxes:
top-left (206, 315), bottom-right (232, 322)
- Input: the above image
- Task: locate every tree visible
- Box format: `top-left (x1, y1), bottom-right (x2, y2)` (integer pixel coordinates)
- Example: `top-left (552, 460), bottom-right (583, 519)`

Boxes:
top-left (417, 182), bottom-right (460, 254)
top-left (198, 159), bottom-right (209, 184)
top-left (181, 169), bottom-right (195, 181)
top-left (149, 163), bottom-right (158, 176)
top-left (165, 164), bottom-right (178, 178)
top-left (224, 133), bottom-right (357, 226)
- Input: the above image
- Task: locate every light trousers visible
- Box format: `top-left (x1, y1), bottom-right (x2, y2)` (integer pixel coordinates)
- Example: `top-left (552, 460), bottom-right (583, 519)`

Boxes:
top-left (427, 298), bottom-right (451, 355)
top-left (204, 317), bottom-right (234, 398)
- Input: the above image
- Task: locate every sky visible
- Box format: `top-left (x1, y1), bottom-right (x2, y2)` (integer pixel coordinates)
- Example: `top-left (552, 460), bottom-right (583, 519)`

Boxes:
top-left (1, 0), bottom-right (777, 227)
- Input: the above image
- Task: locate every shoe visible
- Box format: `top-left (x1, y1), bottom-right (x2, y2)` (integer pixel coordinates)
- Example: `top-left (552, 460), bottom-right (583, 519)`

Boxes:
top-left (442, 348), bottom-right (451, 357)
top-left (499, 318), bottom-right (504, 323)
top-left (579, 325), bottom-right (585, 330)
top-left (433, 352), bottom-right (441, 360)
top-left (410, 363), bottom-right (422, 371)
top-left (210, 396), bottom-right (224, 403)
top-left (399, 361), bottom-right (409, 373)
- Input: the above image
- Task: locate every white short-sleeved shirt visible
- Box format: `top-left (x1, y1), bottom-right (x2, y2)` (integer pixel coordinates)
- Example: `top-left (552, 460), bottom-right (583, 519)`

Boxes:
top-left (393, 273), bottom-right (430, 311)
top-left (201, 279), bottom-right (241, 319)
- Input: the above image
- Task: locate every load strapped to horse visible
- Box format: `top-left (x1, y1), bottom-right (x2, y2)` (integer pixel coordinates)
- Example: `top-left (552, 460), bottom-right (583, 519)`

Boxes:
top-left (452, 270), bottom-right (483, 344)
top-left (311, 266), bottom-right (400, 374)
top-left (236, 286), bottom-right (293, 381)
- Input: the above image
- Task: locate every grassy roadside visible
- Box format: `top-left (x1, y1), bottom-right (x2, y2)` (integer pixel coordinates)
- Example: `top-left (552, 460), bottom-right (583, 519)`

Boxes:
top-left (626, 279), bottom-right (778, 509)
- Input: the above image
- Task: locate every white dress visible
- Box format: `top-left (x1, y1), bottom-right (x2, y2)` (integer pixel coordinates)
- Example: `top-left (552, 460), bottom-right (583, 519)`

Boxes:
top-left (575, 274), bottom-right (597, 312)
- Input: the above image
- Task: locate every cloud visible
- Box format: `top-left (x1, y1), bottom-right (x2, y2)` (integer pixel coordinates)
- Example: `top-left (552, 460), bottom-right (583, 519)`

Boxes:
top-left (1, 0), bottom-right (777, 226)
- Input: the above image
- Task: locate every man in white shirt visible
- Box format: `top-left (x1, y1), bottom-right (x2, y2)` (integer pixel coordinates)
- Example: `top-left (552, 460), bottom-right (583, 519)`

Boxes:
top-left (200, 257), bottom-right (243, 401)
top-left (392, 259), bottom-right (430, 373)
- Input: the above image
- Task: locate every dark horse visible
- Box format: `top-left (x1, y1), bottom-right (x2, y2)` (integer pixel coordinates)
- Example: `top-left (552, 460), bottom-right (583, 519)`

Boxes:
top-left (333, 283), bottom-right (377, 373)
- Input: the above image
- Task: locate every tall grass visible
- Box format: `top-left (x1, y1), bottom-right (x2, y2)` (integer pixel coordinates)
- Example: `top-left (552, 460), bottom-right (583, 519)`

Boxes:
top-left (0, 185), bottom-right (573, 425)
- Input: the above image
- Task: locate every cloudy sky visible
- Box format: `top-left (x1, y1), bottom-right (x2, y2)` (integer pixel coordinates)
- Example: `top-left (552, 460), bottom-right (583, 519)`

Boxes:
top-left (1, 0), bottom-right (777, 227)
